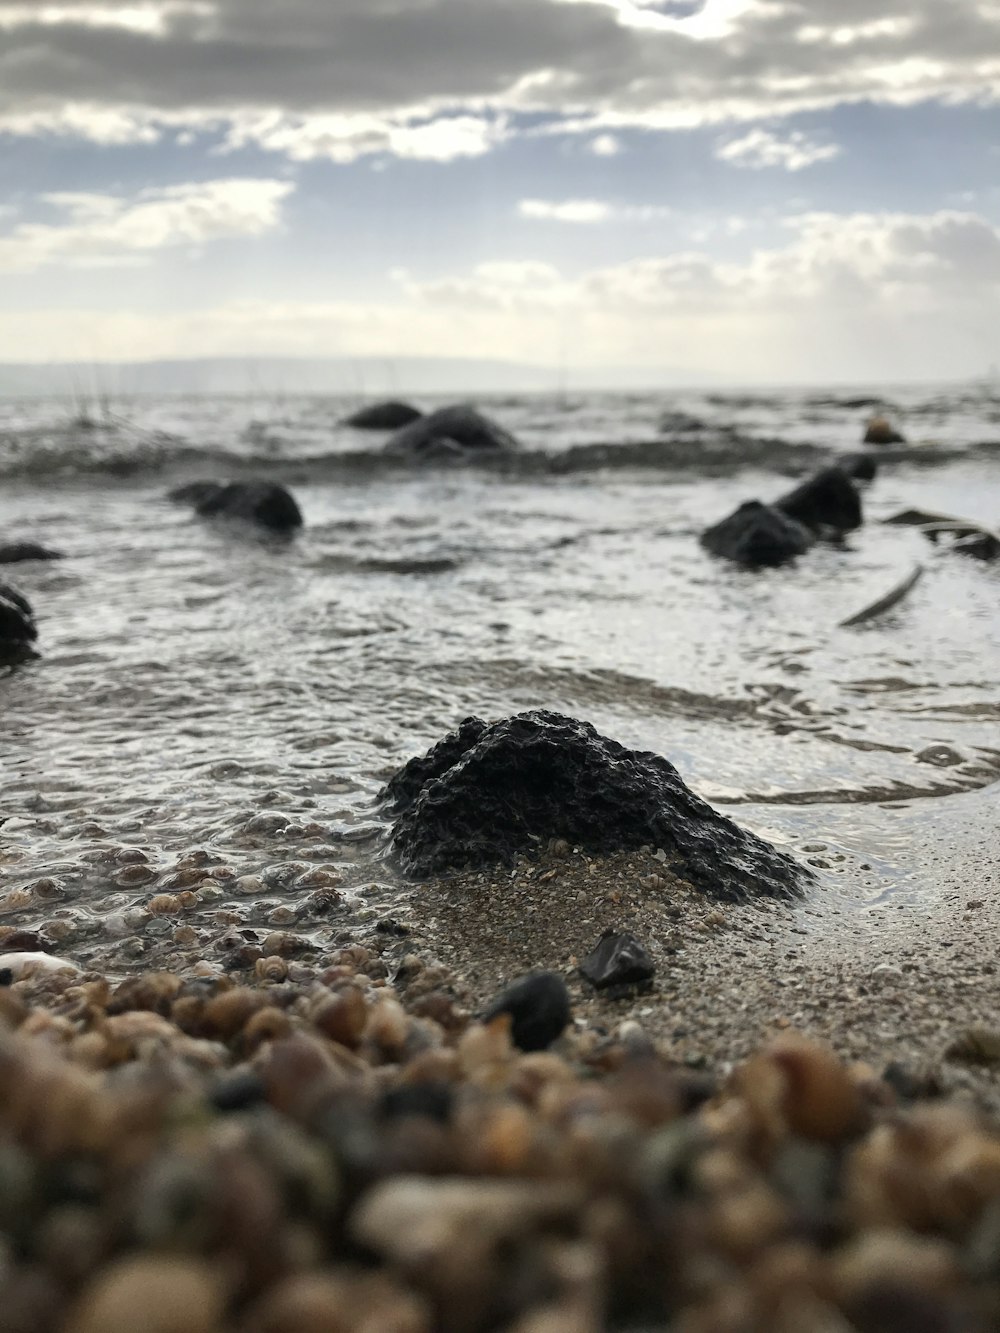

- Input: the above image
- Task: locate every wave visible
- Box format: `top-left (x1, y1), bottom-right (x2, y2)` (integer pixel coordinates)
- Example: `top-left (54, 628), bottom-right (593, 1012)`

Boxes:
top-left (1, 422), bottom-right (996, 485)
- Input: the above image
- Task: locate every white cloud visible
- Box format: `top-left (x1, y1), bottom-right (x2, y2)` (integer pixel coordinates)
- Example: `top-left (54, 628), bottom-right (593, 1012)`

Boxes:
top-left (716, 128), bottom-right (841, 171)
top-left (4, 208), bottom-right (999, 381)
top-left (518, 198), bottom-right (671, 222)
top-left (0, 0), bottom-right (999, 157)
top-left (519, 198), bottom-right (612, 223)
top-left (589, 132), bottom-right (621, 155)
top-left (0, 178), bottom-right (293, 272)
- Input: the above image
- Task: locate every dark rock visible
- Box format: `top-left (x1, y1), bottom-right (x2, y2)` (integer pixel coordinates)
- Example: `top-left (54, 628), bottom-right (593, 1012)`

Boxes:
top-left (209, 1070), bottom-right (268, 1112)
top-left (386, 710), bottom-right (807, 901)
top-left (579, 930), bottom-right (655, 990)
top-left (659, 411), bottom-right (708, 434)
top-left (169, 479), bottom-right (303, 534)
top-left (381, 716), bottom-right (489, 813)
top-left (700, 501), bottom-right (814, 568)
top-left (0, 543), bottom-right (63, 564)
top-left (838, 453), bottom-right (878, 483)
top-left (863, 415), bottom-right (906, 445)
top-left (380, 1081), bottom-right (454, 1123)
top-left (775, 466), bottom-right (863, 533)
top-left (0, 580), bottom-right (37, 648)
top-left (482, 971), bottom-right (572, 1052)
top-left (344, 400), bottom-right (422, 430)
top-left (385, 404), bottom-right (519, 458)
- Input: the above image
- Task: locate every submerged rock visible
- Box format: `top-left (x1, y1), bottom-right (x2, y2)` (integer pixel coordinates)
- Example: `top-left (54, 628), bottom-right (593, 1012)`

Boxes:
top-left (169, 480), bottom-right (303, 534)
top-left (0, 542), bottom-right (63, 564)
top-left (482, 972), bottom-right (571, 1051)
top-left (344, 400), bottom-right (423, 430)
top-left (839, 453), bottom-right (878, 483)
top-left (0, 579), bottom-right (37, 650)
top-left (776, 466), bottom-right (863, 533)
top-left (700, 501), bottom-right (814, 568)
top-left (579, 931), bottom-right (655, 990)
top-left (864, 415), bottom-right (906, 445)
top-left (385, 405), bottom-right (519, 458)
top-left (385, 710), bottom-right (807, 900)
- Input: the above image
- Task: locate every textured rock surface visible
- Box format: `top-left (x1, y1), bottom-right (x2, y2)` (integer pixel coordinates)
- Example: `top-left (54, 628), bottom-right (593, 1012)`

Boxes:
top-left (386, 710), bottom-right (807, 900)
top-left (776, 466), bottom-right (863, 533)
top-left (0, 542), bottom-right (63, 564)
top-left (700, 500), bottom-right (814, 568)
top-left (169, 480), bottom-right (303, 533)
top-left (344, 400), bottom-right (423, 430)
top-left (0, 579), bottom-right (36, 648)
top-left (385, 405), bottom-right (519, 458)
top-left (482, 972), bottom-right (572, 1051)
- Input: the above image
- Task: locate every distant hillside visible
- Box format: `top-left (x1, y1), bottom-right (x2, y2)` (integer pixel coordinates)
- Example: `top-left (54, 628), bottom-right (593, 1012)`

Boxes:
top-left (0, 356), bottom-right (713, 398)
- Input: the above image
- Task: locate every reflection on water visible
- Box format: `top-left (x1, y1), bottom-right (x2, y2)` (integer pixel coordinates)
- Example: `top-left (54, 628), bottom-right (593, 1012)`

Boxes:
top-left (0, 390), bottom-right (998, 974)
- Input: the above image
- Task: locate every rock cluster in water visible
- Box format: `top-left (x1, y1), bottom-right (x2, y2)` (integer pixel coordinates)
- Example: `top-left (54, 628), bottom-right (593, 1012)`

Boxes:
top-left (700, 466), bottom-right (863, 568)
top-left (168, 480), bottom-right (304, 534)
top-left (344, 400), bottom-right (423, 430)
top-left (384, 710), bottom-right (807, 900)
top-left (0, 579), bottom-right (36, 654)
top-left (385, 405), bottom-right (519, 459)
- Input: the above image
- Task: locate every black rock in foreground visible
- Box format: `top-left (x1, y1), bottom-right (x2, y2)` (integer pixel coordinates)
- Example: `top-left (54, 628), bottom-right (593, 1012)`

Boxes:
top-left (0, 580), bottom-right (37, 650)
top-left (385, 404), bottom-right (519, 458)
top-left (385, 711), bottom-right (807, 900)
top-left (169, 480), bottom-right (303, 534)
top-left (344, 400), bottom-right (423, 430)
top-left (483, 972), bottom-right (572, 1051)
top-left (700, 500), bottom-right (814, 568)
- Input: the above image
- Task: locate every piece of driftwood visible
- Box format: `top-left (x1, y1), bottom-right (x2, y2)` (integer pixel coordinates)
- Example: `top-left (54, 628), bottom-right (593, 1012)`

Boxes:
top-left (883, 508), bottom-right (999, 560)
top-left (839, 563), bottom-right (925, 627)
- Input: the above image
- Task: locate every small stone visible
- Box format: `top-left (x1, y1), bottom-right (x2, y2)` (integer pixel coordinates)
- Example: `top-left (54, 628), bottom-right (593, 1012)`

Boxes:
top-left (482, 972), bottom-right (572, 1052)
top-left (62, 1256), bottom-right (225, 1333)
top-left (915, 745), bottom-right (963, 768)
top-left (579, 931), bottom-right (656, 990)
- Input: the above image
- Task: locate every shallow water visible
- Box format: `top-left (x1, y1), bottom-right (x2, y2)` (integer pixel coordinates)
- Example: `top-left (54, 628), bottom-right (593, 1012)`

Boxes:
top-left (1, 387), bottom-right (998, 975)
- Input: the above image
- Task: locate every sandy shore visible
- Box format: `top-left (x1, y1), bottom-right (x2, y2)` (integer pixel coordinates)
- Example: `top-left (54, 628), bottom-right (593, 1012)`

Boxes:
top-left (397, 832), bottom-right (1000, 1109)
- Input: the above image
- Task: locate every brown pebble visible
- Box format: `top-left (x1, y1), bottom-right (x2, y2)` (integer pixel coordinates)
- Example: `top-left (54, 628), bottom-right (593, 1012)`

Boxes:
top-left (63, 1255), bottom-right (226, 1333)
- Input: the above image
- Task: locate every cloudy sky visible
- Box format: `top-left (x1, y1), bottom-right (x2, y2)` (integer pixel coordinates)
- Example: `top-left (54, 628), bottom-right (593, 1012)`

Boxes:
top-left (3, 0), bottom-right (1000, 383)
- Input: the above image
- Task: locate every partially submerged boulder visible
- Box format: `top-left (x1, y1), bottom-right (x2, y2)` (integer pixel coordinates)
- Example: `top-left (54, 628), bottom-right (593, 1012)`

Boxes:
top-left (0, 542), bottom-right (63, 564)
top-left (838, 454), bottom-right (878, 483)
top-left (775, 466), bottom-right (863, 533)
top-left (344, 400), bottom-right (423, 430)
top-left (700, 501), bottom-right (814, 568)
top-left (169, 480), bottom-right (303, 534)
top-left (0, 580), bottom-right (37, 651)
top-left (385, 405), bottom-right (519, 459)
top-left (864, 415), bottom-right (906, 445)
top-left (384, 710), bottom-right (807, 901)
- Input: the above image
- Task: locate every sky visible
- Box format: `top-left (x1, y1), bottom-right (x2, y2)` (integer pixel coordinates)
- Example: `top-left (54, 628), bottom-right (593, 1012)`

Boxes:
top-left (2, 0), bottom-right (1000, 385)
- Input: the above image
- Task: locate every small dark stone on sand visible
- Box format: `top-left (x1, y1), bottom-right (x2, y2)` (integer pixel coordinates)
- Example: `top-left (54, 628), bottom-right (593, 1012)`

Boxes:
top-left (344, 400), bottom-right (422, 430)
top-left (700, 501), bottom-right (814, 568)
top-left (387, 710), bottom-right (807, 900)
top-left (380, 1081), bottom-right (454, 1123)
top-left (579, 930), bottom-right (656, 990)
top-left (375, 918), bottom-right (410, 936)
top-left (482, 971), bottom-right (572, 1052)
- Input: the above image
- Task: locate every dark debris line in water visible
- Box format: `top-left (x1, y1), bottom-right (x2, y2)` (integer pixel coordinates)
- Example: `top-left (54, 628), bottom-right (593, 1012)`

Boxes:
top-left (383, 710), bottom-right (809, 900)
